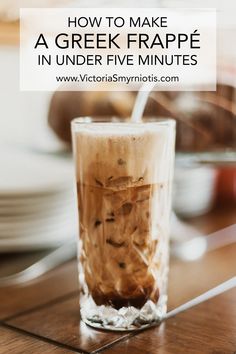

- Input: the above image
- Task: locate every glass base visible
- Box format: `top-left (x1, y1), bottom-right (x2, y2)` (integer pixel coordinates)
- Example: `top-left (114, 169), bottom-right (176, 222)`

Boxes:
top-left (80, 294), bottom-right (167, 331)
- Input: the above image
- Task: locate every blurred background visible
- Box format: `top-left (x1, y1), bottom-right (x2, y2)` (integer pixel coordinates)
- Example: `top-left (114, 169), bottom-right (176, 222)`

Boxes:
top-left (0, 0), bottom-right (235, 282)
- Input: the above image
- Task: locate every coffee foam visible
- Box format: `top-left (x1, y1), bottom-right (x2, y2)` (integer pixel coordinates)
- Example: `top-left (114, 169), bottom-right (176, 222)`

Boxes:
top-left (73, 122), bottom-right (172, 136)
top-left (74, 123), bottom-right (175, 186)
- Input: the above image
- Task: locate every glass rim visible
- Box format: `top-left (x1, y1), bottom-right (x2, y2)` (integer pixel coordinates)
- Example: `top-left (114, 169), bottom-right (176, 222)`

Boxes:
top-left (71, 116), bottom-right (176, 129)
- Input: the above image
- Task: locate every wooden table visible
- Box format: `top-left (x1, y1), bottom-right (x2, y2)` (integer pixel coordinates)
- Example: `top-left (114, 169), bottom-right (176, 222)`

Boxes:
top-left (0, 206), bottom-right (236, 354)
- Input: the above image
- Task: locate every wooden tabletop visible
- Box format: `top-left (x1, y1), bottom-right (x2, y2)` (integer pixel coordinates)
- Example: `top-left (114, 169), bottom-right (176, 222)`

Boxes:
top-left (0, 205), bottom-right (235, 354)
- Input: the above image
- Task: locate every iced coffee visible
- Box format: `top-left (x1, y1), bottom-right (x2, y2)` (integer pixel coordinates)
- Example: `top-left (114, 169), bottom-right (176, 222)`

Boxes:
top-left (72, 118), bottom-right (175, 330)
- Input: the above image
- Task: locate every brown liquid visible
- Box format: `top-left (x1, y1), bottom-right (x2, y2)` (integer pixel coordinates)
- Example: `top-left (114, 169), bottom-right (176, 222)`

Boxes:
top-left (77, 180), bottom-right (170, 309)
top-left (74, 124), bottom-right (174, 310)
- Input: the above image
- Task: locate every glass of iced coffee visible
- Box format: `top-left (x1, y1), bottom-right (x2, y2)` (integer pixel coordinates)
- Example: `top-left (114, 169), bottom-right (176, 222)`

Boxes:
top-left (72, 117), bottom-right (175, 331)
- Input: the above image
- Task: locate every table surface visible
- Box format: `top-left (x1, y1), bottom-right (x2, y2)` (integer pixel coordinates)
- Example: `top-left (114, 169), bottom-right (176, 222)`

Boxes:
top-left (0, 205), bottom-right (236, 354)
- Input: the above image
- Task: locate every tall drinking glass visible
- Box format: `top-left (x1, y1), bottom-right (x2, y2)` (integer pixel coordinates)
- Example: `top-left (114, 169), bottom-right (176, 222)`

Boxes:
top-left (72, 117), bottom-right (175, 331)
